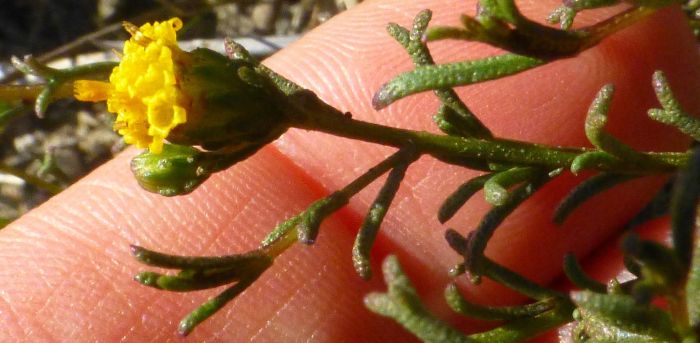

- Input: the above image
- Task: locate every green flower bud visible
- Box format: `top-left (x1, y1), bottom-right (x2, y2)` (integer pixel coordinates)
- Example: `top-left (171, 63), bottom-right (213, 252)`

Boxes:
top-left (168, 48), bottom-right (290, 152)
top-left (130, 144), bottom-right (211, 196)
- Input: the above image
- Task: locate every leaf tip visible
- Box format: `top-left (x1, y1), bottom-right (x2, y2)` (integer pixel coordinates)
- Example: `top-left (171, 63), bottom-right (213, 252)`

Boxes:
top-left (372, 83), bottom-right (394, 110)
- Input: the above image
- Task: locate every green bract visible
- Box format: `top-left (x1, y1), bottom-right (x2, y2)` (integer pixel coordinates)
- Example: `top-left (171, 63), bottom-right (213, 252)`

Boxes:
top-left (130, 144), bottom-right (211, 196)
top-left (170, 48), bottom-right (291, 152)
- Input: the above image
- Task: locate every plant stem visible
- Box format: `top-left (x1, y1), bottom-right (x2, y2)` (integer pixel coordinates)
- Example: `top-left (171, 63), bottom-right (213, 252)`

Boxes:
top-left (0, 84), bottom-right (73, 102)
top-left (290, 94), bottom-right (688, 174)
top-left (260, 147), bottom-right (418, 256)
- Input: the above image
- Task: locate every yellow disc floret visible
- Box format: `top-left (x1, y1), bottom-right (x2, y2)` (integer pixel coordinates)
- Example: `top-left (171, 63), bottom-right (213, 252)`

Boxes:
top-left (74, 18), bottom-right (188, 154)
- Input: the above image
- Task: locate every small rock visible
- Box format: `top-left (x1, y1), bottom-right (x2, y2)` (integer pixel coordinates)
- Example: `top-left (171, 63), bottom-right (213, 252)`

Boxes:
top-left (0, 182), bottom-right (24, 203)
top-left (53, 148), bottom-right (83, 179)
top-left (14, 131), bottom-right (45, 156)
top-left (78, 129), bottom-right (119, 164)
top-left (252, 1), bottom-right (276, 34)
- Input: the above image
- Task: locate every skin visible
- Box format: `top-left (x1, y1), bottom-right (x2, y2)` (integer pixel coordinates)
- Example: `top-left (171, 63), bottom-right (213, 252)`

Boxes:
top-left (1, 0), bottom-right (699, 341)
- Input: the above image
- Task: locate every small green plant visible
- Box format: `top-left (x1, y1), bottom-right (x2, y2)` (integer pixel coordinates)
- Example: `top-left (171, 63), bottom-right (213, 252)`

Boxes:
top-left (4, 0), bottom-right (700, 341)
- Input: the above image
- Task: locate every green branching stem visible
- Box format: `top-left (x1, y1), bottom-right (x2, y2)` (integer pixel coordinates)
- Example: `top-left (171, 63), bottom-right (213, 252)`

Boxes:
top-left (262, 147), bottom-right (418, 253)
top-left (10, 56), bottom-right (116, 116)
top-left (14, 2), bottom-right (694, 339)
top-left (380, 3), bottom-right (668, 109)
top-left (132, 147), bottom-right (421, 335)
top-left (365, 256), bottom-right (475, 343)
top-left (430, 1), bottom-right (658, 59)
top-left (649, 70), bottom-right (700, 142)
top-left (368, 255), bottom-right (574, 343)
top-left (293, 147), bottom-right (419, 244)
top-left (386, 10), bottom-right (492, 138)
top-left (288, 92), bottom-right (689, 175)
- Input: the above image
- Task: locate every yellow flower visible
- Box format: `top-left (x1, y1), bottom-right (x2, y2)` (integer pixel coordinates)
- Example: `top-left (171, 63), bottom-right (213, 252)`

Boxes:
top-left (75, 18), bottom-right (188, 154)
top-left (76, 17), bottom-right (291, 161)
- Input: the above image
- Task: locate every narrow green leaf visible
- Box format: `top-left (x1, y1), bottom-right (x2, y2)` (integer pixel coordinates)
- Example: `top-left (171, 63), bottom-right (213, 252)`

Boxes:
top-left (130, 245), bottom-right (270, 270)
top-left (483, 167), bottom-right (539, 206)
top-left (445, 283), bottom-right (554, 320)
top-left (446, 229), bottom-right (563, 299)
top-left (570, 151), bottom-right (619, 174)
top-left (386, 23), bottom-right (410, 47)
top-left (261, 215), bottom-right (301, 247)
top-left (468, 305), bottom-right (574, 343)
top-left (353, 156), bottom-right (413, 279)
top-left (297, 191), bottom-right (348, 244)
top-left (434, 90), bottom-right (492, 138)
top-left (585, 85), bottom-right (642, 159)
top-left (439, 173), bottom-right (492, 223)
top-left (554, 173), bottom-right (636, 225)
top-left (135, 268), bottom-right (245, 292)
top-left (35, 84), bottom-right (55, 117)
top-left (178, 274), bottom-right (261, 336)
top-left (563, 253), bottom-right (607, 293)
top-left (623, 176), bottom-right (674, 230)
top-left (425, 26), bottom-right (480, 41)
top-left (433, 105), bottom-right (465, 136)
top-left (372, 54), bottom-right (543, 110)
top-left (466, 172), bottom-right (550, 275)
top-left (480, 257), bottom-right (564, 300)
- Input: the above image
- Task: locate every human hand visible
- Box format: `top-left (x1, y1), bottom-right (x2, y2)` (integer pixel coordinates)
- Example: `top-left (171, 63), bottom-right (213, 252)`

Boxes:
top-left (1, 0), bottom-right (699, 341)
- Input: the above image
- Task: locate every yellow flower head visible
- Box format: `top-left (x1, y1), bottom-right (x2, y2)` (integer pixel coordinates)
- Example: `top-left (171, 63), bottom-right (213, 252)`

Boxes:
top-left (75, 18), bottom-right (188, 154)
